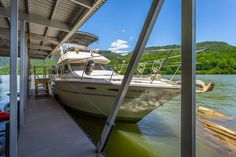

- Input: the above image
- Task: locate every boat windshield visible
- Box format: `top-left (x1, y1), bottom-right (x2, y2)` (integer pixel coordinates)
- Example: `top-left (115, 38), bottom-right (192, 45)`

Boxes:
top-left (70, 63), bottom-right (112, 71)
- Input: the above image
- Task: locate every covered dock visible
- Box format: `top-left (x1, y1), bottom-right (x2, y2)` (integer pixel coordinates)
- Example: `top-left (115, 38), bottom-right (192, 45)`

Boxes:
top-left (0, 0), bottom-right (106, 156)
top-left (0, 0), bottom-right (197, 157)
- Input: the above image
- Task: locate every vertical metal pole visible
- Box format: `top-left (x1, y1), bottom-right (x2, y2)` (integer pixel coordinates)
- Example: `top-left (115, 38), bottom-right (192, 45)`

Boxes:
top-left (181, 0), bottom-right (196, 157)
top-left (10, 0), bottom-right (18, 157)
top-left (20, 21), bottom-right (25, 127)
top-left (24, 37), bottom-right (28, 109)
top-left (27, 47), bottom-right (31, 96)
top-left (96, 0), bottom-right (164, 153)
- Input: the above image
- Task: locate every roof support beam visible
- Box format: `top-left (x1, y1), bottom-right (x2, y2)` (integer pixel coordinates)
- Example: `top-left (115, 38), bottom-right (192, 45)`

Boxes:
top-left (30, 50), bottom-right (50, 56)
top-left (30, 34), bottom-right (59, 44)
top-left (29, 56), bottom-right (47, 59)
top-left (0, 27), bottom-right (18, 37)
top-left (0, 7), bottom-right (71, 32)
top-left (0, 28), bottom-right (59, 44)
top-left (96, 0), bottom-right (164, 153)
top-left (0, 51), bottom-right (9, 56)
top-left (30, 54), bottom-right (47, 57)
top-left (26, 0), bottom-right (32, 45)
top-left (0, 0), bottom-right (10, 27)
top-left (0, 47), bottom-right (11, 52)
top-left (181, 0), bottom-right (196, 157)
top-left (50, 0), bottom-right (106, 55)
top-left (0, 38), bottom-right (9, 45)
top-left (69, 0), bottom-right (92, 9)
top-left (0, 34), bottom-right (59, 45)
top-left (40, 0), bottom-right (61, 50)
top-left (0, 48), bottom-right (49, 57)
top-left (31, 44), bottom-right (53, 51)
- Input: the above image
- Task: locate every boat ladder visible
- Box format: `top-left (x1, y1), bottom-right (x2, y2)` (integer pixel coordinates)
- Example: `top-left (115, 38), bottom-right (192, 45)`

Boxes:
top-left (33, 66), bottom-right (50, 98)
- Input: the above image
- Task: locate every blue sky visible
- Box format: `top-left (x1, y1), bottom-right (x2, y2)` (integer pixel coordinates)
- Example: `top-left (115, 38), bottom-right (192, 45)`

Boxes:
top-left (80, 0), bottom-right (236, 53)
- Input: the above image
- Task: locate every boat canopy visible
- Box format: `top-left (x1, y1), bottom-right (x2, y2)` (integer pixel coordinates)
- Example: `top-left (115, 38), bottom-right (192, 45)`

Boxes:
top-left (69, 31), bottom-right (99, 47)
top-left (58, 51), bottom-right (111, 65)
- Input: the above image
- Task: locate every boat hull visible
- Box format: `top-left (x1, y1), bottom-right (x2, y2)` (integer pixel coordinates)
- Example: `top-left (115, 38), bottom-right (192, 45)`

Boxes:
top-left (53, 80), bottom-right (180, 122)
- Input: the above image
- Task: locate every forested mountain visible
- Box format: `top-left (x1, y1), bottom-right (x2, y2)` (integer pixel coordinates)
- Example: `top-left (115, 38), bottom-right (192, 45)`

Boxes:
top-left (103, 41), bottom-right (236, 74)
top-left (0, 41), bottom-right (236, 74)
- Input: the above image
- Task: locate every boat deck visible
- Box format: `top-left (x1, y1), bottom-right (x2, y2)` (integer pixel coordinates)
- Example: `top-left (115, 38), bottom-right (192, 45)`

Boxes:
top-left (18, 96), bottom-right (103, 157)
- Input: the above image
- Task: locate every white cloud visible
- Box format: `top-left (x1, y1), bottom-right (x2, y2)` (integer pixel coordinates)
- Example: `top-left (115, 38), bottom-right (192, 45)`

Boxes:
top-left (111, 50), bottom-right (129, 54)
top-left (108, 39), bottom-right (130, 54)
top-left (122, 29), bottom-right (126, 33)
top-left (111, 39), bottom-right (129, 49)
top-left (129, 36), bottom-right (133, 41)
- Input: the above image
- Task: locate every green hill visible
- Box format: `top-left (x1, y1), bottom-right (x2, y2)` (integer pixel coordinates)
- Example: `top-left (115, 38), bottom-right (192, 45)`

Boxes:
top-left (0, 58), bottom-right (57, 75)
top-left (0, 41), bottom-right (236, 75)
top-left (103, 41), bottom-right (236, 74)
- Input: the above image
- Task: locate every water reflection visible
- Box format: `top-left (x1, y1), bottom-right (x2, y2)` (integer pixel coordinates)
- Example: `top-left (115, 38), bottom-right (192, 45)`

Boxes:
top-left (65, 106), bottom-right (156, 157)
top-left (65, 75), bottom-right (236, 157)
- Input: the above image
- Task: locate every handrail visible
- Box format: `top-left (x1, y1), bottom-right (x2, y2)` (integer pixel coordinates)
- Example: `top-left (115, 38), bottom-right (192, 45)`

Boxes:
top-left (54, 48), bottom-right (190, 82)
top-left (170, 65), bottom-right (181, 81)
top-left (151, 50), bottom-right (173, 83)
top-left (118, 60), bottom-right (126, 73)
top-left (109, 58), bottom-right (120, 81)
top-left (109, 50), bottom-right (185, 82)
top-left (81, 58), bottom-right (89, 80)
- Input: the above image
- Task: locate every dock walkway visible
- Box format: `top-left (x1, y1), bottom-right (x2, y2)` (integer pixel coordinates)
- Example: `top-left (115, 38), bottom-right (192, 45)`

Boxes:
top-left (18, 96), bottom-right (102, 157)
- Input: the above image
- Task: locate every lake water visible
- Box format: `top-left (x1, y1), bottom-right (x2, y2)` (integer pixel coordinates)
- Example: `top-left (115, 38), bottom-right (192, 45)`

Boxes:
top-left (0, 75), bottom-right (235, 157)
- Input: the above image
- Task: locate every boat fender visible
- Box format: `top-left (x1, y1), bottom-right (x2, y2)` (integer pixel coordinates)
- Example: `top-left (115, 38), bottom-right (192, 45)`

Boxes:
top-left (85, 60), bottom-right (95, 75)
top-left (196, 83), bottom-right (215, 93)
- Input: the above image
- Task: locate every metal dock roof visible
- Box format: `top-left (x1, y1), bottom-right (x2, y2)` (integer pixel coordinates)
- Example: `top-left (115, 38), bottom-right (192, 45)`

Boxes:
top-left (0, 0), bottom-right (106, 59)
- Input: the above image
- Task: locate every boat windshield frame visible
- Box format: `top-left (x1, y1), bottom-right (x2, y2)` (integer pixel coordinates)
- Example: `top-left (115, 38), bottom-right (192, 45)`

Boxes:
top-left (70, 63), bottom-right (112, 71)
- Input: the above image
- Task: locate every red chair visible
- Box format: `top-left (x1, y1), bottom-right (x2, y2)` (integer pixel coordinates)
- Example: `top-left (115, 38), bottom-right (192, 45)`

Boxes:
top-left (0, 111), bottom-right (9, 157)
top-left (0, 112), bottom-right (9, 122)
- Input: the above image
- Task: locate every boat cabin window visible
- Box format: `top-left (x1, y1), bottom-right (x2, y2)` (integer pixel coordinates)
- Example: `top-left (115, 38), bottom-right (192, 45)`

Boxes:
top-left (70, 64), bottom-right (84, 71)
top-left (64, 64), bottom-right (70, 74)
top-left (70, 63), bottom-right (112, 71)
top-left (58, 65), bottom-right (62, 74)
top-left (57, 64), bottom-right (70, 74)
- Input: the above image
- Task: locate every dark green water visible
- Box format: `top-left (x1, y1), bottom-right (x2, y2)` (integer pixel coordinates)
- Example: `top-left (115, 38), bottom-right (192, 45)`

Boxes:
top-left (0, 75), bottom-right (235, 157)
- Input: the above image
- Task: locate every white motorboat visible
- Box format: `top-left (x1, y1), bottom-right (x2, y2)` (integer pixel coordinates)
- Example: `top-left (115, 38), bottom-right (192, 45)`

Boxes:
top-left (50, 32), bottom-right (181, 122)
